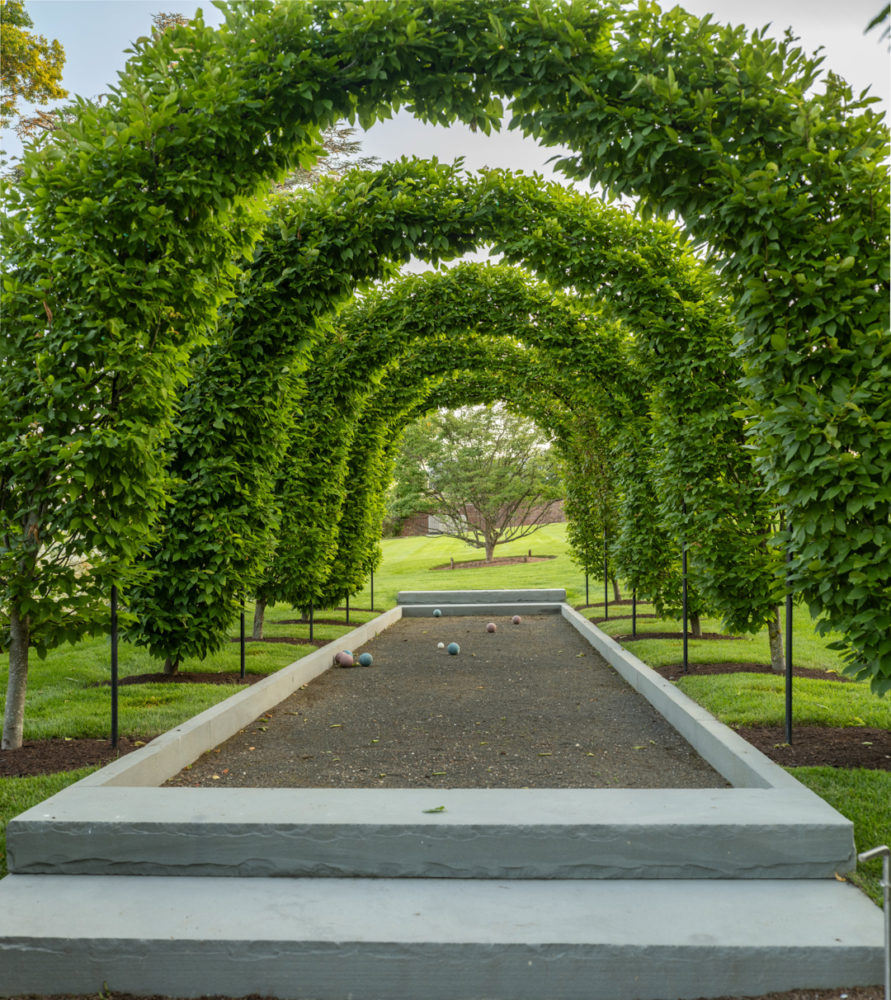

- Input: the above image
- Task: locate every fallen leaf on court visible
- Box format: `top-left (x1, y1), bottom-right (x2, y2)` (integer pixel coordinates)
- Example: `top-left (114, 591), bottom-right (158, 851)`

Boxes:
top-left (423, 805), bottom-right (446, 813)
top-left (329, 723), bottom-right (342, 728)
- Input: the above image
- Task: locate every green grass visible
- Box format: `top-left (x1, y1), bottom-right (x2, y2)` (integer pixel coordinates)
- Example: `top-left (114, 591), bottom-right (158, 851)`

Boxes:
top-left (0, 767), bottom-right (97, 878)
top-left (355, 523), bottom-right (587, 608)
top-left (1, 525), bottom-right (887, 907)
top-left (1, 611), bottom-right (372, 743)
top-left (791, 767), bottom-right (891, 903)
top-left (675, 673), bottom-right (891, 728)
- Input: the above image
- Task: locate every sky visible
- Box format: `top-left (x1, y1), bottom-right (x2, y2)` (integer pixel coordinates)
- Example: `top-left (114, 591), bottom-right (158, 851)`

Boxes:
top-left (3, 0), bottom-right (887, 175)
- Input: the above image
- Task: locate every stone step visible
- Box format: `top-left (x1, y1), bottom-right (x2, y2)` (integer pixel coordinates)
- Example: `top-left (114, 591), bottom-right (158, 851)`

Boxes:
top-left (0, 874), bottom-right (882, 999)
top-left (7, 786), bottom-right (855, 879)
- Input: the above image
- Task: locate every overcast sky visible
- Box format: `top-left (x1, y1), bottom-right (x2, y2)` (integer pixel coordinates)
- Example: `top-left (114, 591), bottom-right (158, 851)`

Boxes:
top-left (3, 0), bottom-right (887, 176)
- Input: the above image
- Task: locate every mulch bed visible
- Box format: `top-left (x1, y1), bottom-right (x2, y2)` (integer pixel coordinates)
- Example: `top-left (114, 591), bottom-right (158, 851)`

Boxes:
top-left (228, 635), bottom-right (330, 646)
top-left (615, 631), bottom-right (745, 641)
top-left (0, 737), bottom-right (147, 778)
top-left (733, 724), bottom-right (891, 770)
top-left (652, 661), bottom-right (854, 682)
top-left (274, 618), bottom-right (358, 626)
top-left (431, 554), bottom-right (556, 570)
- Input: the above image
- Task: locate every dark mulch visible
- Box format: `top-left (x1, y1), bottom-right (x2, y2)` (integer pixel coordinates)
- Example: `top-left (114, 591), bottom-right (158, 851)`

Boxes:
top-left (652, 661), bottom-right (854, 683)
top-left (734, 724), bottom-right (891, 770)
top-left (616, 630), bottom-right (745, 641)
top-left (274, 618), bottom-right (356, 626)
top-left (95, 671), bottom-right (264, 688)
top-left (575, 599), bottom-right (636, 608)
top-left (587, 612), bottom-right (659, 623)
top-left (431, 554), bottom-right (556, 570)
top-left (0, 736), bottom-right (146, 778)
top-left (228, 635), bottom-right (330, 646)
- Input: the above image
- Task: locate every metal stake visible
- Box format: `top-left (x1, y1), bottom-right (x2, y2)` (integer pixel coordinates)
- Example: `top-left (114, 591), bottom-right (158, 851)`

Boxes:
top-left (110, 584), bottom-right (118, 750)
top-left (240, 599), bottom-right (246, 680)
top-left (603, 528), bottom-right (609, 621)
top-left (632, 587), bottom-right (637, 638)
top-left (370, 570), bottom-right (374, 612)
top-left (858, 846), bottom-right (890, 1000)
top-left (682, 542), bottom-right (689, 674)
top-left (309, 603), bottom-right (314, 642)
top-left (785, 546), bottom-right (793, 745)
top-left (345, 593), bottom-right (350, 625)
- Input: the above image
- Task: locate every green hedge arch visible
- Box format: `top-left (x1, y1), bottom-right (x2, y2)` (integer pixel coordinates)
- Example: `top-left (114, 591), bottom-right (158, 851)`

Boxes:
top-left (4, 0), bottom-right (887, 747)
top-left (259, 263), bottom-right (630, 616)
top-left (133, 160), bottom-right (740, 666)
top-left (316, 334), bottom-right (576, 611)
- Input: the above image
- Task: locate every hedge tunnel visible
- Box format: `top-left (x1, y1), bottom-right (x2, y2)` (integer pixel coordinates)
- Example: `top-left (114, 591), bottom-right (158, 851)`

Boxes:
top-left (3, 0), bottom-right (888, 747)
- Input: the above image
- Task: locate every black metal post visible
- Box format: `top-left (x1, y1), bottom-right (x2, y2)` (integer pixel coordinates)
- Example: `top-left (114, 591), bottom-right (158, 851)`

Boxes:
top-left (110, 584), bottom-right (118, 750)
top-left (345, 593), bottom-right (350, 625)
top-left (240, 599), bottom-right (246, 680)
top-left (681, 542), bottom-right (689, 673)
top-left (309, 603), bottom-right (314, 642)
top-left (785, 546), bottom-right (793, 745)
top-left (585, 545), bottom-right (589, 606)
top-left (603, 528), bottom-right (609, 621)
top-left (632, 587), bottom-right (637, 638)
top-left (682, 501), bottom-right (688, 674)
top-left (370, 570), bottom-right (374, 612)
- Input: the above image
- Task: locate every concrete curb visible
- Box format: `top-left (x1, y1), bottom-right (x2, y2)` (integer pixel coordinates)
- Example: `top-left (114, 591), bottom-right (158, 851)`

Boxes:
top-left (560, 605), bottom-right (807, 792)
top-left (75, 607), bottom-right (403, 788)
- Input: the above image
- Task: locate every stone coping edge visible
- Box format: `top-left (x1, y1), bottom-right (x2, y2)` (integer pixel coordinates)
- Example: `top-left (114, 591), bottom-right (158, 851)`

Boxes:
top-left (561, 605), bottom-right (811, 794)
top-left (72, 607), bottom-right (404, 789)
top-left (401, 603), bottom-right (563, 616)
top-left (398, 589), bottom-right (566, 604)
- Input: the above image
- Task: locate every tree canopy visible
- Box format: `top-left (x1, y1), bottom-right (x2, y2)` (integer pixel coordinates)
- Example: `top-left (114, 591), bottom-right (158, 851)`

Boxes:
top-left (0, 0), bottom-right (66, 131)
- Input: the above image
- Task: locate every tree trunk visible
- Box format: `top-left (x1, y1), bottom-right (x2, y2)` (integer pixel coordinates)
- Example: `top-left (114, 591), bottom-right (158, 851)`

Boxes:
top-left (690, 613), bottom-right (702, 639)
top-left (163, 656), bottom-right (180, 676)
top-left (767, 607), bottom-right (785, 674)
top-left (484, 540), bottom-right (496, 563)
top-left (611, 576), bottom-right (622, 602)
top-left (252, 598), bottom-right (266, 640)
top-left (2, 603), bottom-right (30, 750)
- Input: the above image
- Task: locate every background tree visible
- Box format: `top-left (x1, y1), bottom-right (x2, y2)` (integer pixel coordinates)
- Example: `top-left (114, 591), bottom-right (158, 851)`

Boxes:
top-left (394, 404), bottom-right (563, 563)
top-left (0, 0), bottom-right (66, 132)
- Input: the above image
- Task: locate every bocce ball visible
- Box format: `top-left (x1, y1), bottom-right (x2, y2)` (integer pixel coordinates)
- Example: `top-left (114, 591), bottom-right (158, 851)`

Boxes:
top-left (447, 642), bottom-right (460, 655)
top-left (433, 608), bottom-right (442, 617)
top-left (512, 615), bottom-right (522, 625)
top-left (437, 642), bottom-right (445, 649)
top-left (358, 652), bottom-right (373, 667)
top-left (486, 622), bottom-right (497, 633)
top-left (334, 650), bottom-right (355, 667)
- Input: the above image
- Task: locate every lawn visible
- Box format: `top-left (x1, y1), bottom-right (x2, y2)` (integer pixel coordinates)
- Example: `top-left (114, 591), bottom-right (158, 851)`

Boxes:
top-left (1, 523), bottom-right (887, 903)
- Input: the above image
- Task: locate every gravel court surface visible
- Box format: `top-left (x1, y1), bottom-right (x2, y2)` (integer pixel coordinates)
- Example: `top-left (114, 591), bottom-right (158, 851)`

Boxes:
top-left (166, 614), bottom-right (727, 789)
